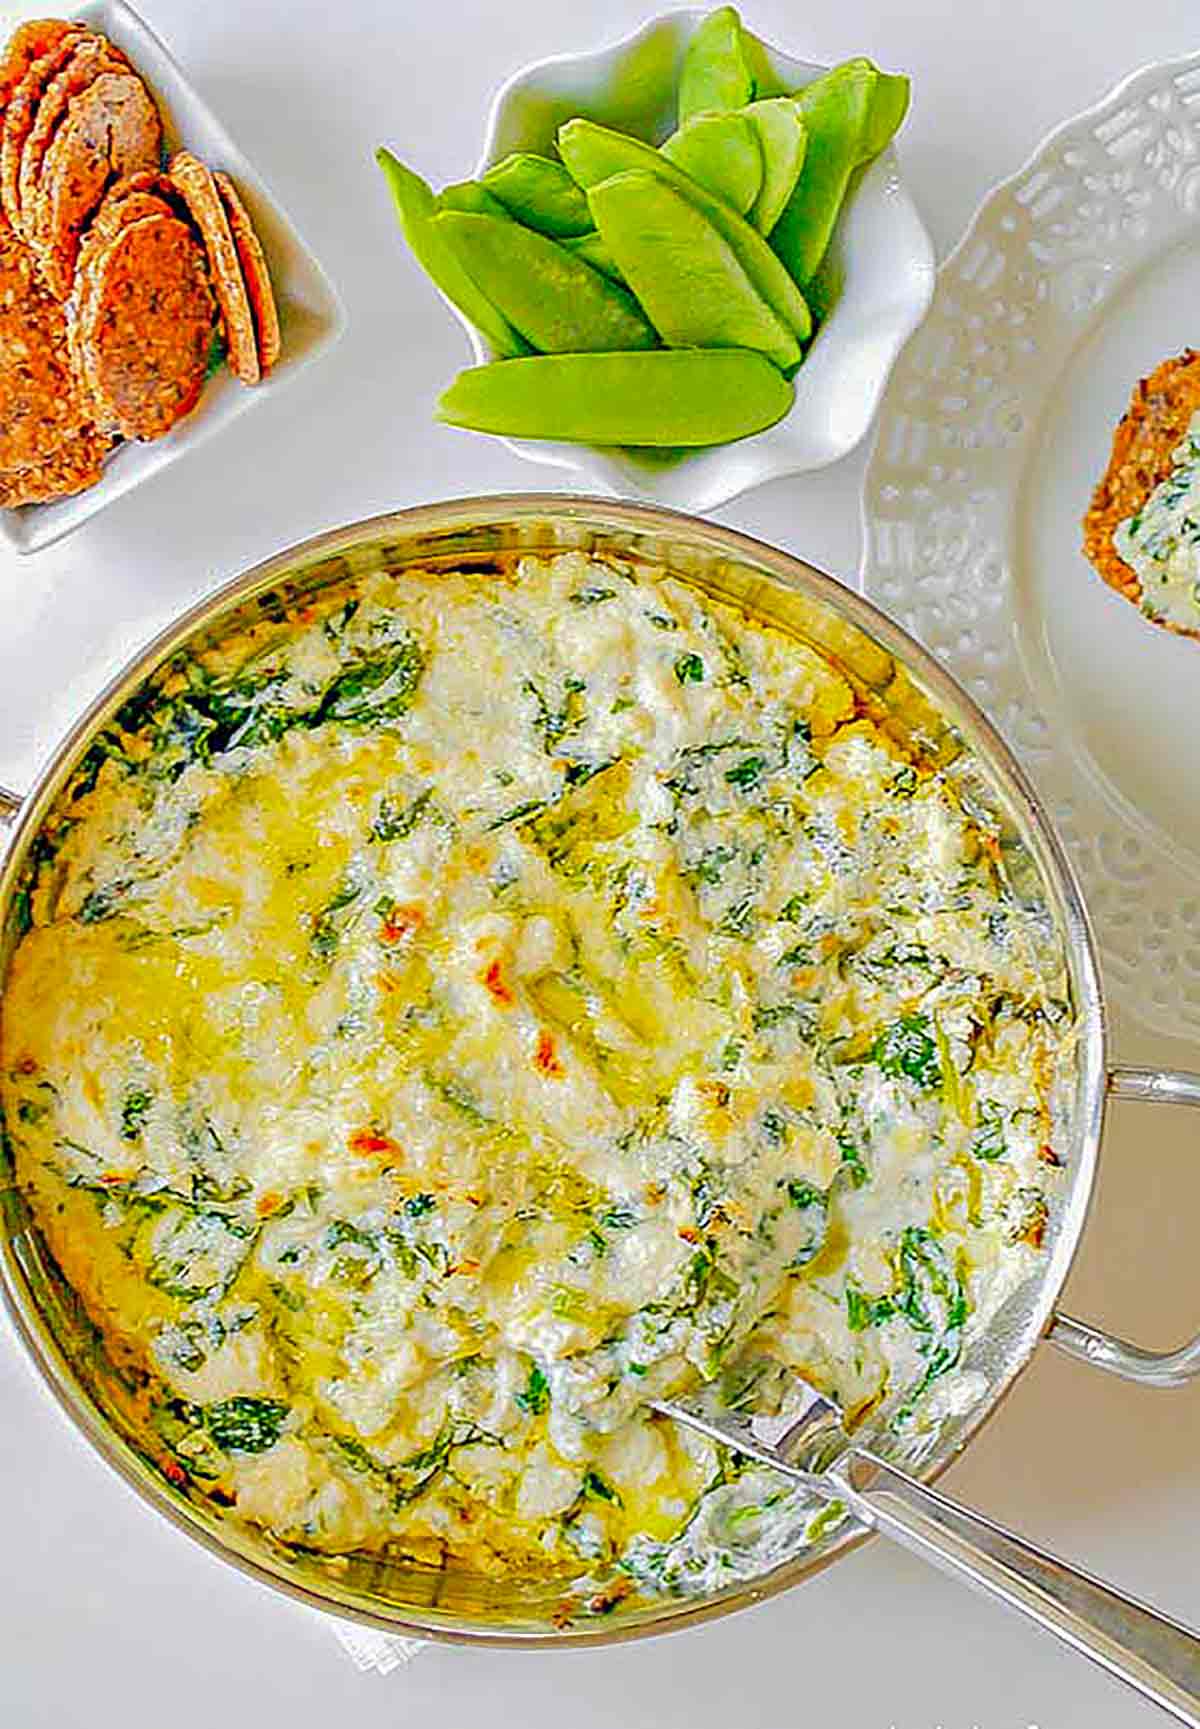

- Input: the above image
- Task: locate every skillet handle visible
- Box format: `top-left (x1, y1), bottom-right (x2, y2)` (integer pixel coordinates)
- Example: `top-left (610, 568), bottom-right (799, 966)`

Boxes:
top-left (1047, 1066), bottom-right (1200, 1388)
top-left (840, 1448), bottom-right (1200, 1727)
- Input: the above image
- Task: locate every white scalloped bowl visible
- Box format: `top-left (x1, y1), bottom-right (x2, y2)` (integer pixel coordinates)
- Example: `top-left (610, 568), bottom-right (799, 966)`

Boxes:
top-left (452, 8), bottom-right (934, 513)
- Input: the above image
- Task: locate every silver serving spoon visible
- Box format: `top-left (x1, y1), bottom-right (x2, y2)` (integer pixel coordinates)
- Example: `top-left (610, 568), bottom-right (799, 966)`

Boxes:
top-left (653, 1379), bottom-right (1200, 1725)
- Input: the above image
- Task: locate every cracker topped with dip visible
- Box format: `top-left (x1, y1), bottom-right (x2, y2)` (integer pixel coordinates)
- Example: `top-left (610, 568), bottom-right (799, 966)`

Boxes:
top-left (1082, 349), bottom-right (1200, 639)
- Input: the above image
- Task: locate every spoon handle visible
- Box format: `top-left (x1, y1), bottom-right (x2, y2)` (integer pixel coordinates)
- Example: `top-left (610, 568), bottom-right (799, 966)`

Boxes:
top-left (840, 1449), bottom-right (1200, 1726)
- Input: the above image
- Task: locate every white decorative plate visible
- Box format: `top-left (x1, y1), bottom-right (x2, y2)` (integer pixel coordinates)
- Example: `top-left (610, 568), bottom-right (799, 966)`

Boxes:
top-left (861, 52), bottom-right (1200, 1040)
top-left (464, 8), bottom-right (934, 514)
top-left (0, 0), bottom-right (345, 555)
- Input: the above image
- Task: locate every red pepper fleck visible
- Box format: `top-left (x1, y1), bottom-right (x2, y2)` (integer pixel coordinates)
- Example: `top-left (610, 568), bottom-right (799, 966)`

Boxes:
top-left (380, 902), bottom-right (424, 944)
top-left (348, 1128), bottom-right (402, 1158)
top-left (533, 1029), bottom-right (564, 1077)
top-left (1037, 1143), bottom-right (1063, 1167)
top-left (256, 1190), bottom-right (284, 1217)
top-left (161, 1457), bottom-right (189, 1487)
top-left (482, 958), bottom-right (514, 1006)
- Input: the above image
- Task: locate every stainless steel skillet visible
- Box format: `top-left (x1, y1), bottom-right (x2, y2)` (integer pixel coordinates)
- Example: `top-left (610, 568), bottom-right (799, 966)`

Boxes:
top-left (0, 498), bottom-right (1197, 1690)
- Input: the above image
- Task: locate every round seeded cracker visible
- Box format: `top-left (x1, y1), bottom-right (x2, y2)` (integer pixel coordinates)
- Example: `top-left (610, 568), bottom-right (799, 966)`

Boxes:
top-left (213, 169), bottom-right (280, 376)
top-left (77, 212), bottom-right (215, 440)
top-left (168, 150), bottom-right (259, 384)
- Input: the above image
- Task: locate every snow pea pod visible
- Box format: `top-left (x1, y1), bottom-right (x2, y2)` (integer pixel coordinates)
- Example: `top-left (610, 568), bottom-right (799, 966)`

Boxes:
top-left (660, 111), bottom-right (762, 215)
top-left (769, 60), bottom-right (875, 286)
top-left (436, 350), bottom-right (793, 445)
top-left (743, 97), bottom-right (807, 235)
top-left (558, 119), bottom-right (811, 343)
top-left (770, 59), bottom-right (909, 286)
top-left (562, 230), bottom-right (626, 284)
top-left (437, 179), bottom-right (511, 219)
top-left (588, 171), bottom-right (799, 370)
top-left (677, 5), bottom-right (755, 121)
top-left (432, 210), bottom-right (657, 353)
top-left (376, 148), bottom-right (528, 359)
top-left (480, 152), bottom-right (593, 238)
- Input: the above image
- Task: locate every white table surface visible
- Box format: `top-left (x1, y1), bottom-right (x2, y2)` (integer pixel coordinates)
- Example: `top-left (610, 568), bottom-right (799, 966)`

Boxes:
top-left (2, 0), bottom-right (1199, 1722)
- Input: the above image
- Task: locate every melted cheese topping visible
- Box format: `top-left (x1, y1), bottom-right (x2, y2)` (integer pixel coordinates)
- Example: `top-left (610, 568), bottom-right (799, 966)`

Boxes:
top-left (0, 552), bottom-right (1071, 1599)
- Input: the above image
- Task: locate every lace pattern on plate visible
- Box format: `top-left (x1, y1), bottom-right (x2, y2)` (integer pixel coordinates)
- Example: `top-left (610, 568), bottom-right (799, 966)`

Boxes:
top-left (861, 53), bottom-right (1200, 1038)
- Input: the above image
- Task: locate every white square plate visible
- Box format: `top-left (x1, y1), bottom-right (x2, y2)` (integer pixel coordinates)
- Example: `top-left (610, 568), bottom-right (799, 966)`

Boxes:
top-left (1, 0), bottom-right (345, 554)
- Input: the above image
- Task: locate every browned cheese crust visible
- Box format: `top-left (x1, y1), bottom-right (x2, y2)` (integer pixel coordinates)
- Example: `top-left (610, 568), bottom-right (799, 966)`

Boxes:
top-left (1082, 349), bottom-right (1200, 638)
top-left (78, 213), bottom-right (215, 440)
top-left (168, 150), bottom-right (259, 383)
top-left (213, 168), bottom-right (280, 375)
top-left (34, 68), bottom-right (162, 298)
top-left (16, 33), bottom-right (129, 242)
top-left (0, 221), bottom-right (97, 469)
top-left (0, 29), bottom-right (89, 235)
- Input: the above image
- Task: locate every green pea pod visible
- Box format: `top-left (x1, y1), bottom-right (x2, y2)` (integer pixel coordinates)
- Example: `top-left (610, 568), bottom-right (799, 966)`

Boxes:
top-left (437, 179), bottom-right (512, 219)
top-left (588, 171), bottom-right (799, 370)
top-left (436, 350), bottom-right (793, 446)
top-left (376, 148), bottom-right (529, 358)
top-left (481, 152), bottom-right (594, 238)
top-left (768, 60), bottom-right (876, 287)
top-left (562, 230), bottom-right (626, 285)
top-left (432, 210), bottom-right (657, 353)
top-left (861, 71), bottom-right (911, 159)
top-left (558, 119), bottom-right (811, 343)
top-left (660, 111), bottom-right (762, 215)
top-left (678, 6), bottom-right (755, 121)
top-left (743, 97), bottom-right (807, 235)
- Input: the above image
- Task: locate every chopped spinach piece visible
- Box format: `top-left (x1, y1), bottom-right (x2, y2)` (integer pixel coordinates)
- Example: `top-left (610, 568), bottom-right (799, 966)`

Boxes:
top-left (674, 652), bottom-right (705, 685)
top-left (310, 879), bottom-right (362, 960)
top-left (371, 787), bottom-right (432, 843)
top-left (77, 881), bottom-right (130, 923)
top-left (779, 942), bottom-right (813, 967)
top-left (684, 844), bottom-right (735, 888)
top-left (204, 1396), bottom-right (289, 1455)
top-left (837, 1136), bottom-right (869, 1188)
top-left (717, 897), bottom-right (755, 938)
top-left (147, 1209), bottom-right (255, 1301)
top-left (515, 1363), bottom-right (550, 1415)
top-left (874, 1013), bottom-right (942, 1091)
top-left (570, 585), bottom-right (616, 606)
top-left (890, 1227), bottom-right (969, 1422)
top-left (785, 1180), bottom-right (829, 1267)
top-left (598, 1204), bottom-right (637, 1230)
top-left (724, 755), bottom-right (766, 790)
top-left (317, 638), bottom-right (425, 725)
top-left (786, 1180), bottom-right (823, 1210)
top-left (846, 1286), bottom-right (894, 1332)
top-left (761, 1109), bottom-right (788, 1146)
top-left (120, 1089), bottom-right (153, 1142)
top-left (524, 675), bottom-right (586, 753)
top-left (971, 1100), bottom-right (1007, 1161)
top-left (488, 797), bottom-right (547, 830)
top-left (581, 1469), bottom-right (622, 1506)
